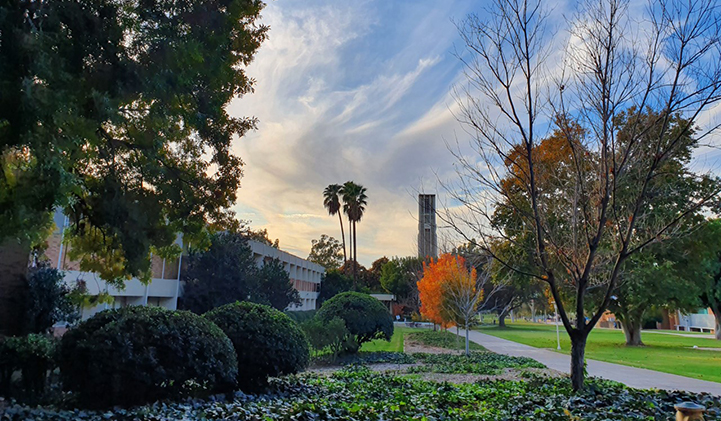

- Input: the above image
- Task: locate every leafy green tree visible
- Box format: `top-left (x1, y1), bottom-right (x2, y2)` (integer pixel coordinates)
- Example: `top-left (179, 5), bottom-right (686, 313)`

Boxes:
top-left (318, 269), bottom-right (353, 306)
top-left (362, 257), bottom-right (388, 292)
top-left (380, 256), bottom-right (424, 313)
top-left (684, 219), bottom-right (721, 340)
top-left (589, 108), bottom-right (715, 345)
top-left (307, 234), bottom-right (344, 270)
top-left (241, 227), bottom-right (280, 248)
top-left (179, 232), bottom-right (259, 314)
top-left (323, 185), bottom-right (347, 262)
top-left (456, 239), bottom-right (541, 328)
top-left (607, 246), bottom-right (701, 346)
top-left (256, 258), bottom-right (300, 310)
top-left (0, 0), bottom-right (267, 334)
top-left (23, 266), bottom-right (79, 334)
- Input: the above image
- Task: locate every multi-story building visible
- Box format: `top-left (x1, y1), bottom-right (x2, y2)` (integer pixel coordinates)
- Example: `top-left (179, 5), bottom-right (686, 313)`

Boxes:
top-left (44, 210), bottom-right (324, 319)
top-left (44, 211), bottom-right (183, 320)
top-left (248, 240), bottom-right (324, 311)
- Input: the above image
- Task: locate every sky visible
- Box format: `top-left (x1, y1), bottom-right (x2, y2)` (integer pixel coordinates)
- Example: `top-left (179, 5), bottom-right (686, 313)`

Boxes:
top-left (226, 0), bottom-right (721, 266)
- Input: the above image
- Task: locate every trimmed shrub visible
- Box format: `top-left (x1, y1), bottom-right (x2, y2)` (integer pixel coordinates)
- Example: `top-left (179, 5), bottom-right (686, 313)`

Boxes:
top-left (316, 292), bottom-right (393, 353)
top-left (0, 334), bottom-right (56, 400)
top-left (59, 306), bottom-right (237, 408)
top-left (205, 301), bottom-right (309, 390)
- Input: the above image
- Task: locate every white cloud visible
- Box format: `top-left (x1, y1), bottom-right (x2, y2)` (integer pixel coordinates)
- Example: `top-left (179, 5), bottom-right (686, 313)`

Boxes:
top-left (224, 0), bottom-right (473, 265)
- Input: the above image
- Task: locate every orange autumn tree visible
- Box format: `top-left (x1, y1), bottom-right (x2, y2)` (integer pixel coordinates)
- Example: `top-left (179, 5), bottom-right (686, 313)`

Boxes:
top-left (418, 254), bottom-right (454, 327)
top-left (418, 254), bottom-right (480, 331)
top-left (441, 258), bottom-right (483, 355)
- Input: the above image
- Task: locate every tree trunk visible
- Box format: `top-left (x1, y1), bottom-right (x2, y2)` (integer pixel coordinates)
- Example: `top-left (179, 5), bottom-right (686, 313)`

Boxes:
top-left (347, 217), bottom-right (353, 267)
top-left (530, 302), bottom-right (536, 323)
top-left (338, 212), bottom-right (347, 262)
top-left (621, 318), bottom-right (644, 346)
top-left (570, 332), bottom-right (588, 391)
top-left (465, 320), bottom-right (470, 356)
top-left (498, 311), bottom-right (507, 328)
top-left (0, 239), bottom-right (30, 336)
top-left (353, 221), bottom-right (358, 283)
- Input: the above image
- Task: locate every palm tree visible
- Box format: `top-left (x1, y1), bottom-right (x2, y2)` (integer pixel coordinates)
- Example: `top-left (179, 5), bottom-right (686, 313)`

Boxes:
top-left (341, 181), bottom-right (367, 282)
top-left (323, 184), bottom-right (347, 263)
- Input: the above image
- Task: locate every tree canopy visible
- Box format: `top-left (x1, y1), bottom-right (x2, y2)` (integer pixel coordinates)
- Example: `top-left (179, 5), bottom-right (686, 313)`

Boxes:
top-left (179, 230), bottom-right (298, 313)
top-left (307, 235), bottom-right (344, 270)
top-left (0, 0), bottom-right (267, 281)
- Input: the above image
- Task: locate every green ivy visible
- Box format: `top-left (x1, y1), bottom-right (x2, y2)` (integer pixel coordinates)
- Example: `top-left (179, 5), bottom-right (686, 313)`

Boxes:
top-left (4, 366), bottom-right (719, 420)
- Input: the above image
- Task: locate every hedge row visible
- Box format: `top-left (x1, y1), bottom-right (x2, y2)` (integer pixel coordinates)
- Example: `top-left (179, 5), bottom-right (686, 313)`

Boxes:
top-left (2, 291), bottom-right (392, 408)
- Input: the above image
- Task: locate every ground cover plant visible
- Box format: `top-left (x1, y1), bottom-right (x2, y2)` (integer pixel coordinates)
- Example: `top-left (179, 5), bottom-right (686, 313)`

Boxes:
top-left (479, 322), bottom-right (721, 382)
top-left (313, 351), bottom-right (416, 366)
top-left (409, 352), bottom-right (545, 375)
top-left (3, 366), bottom-right (719, 421)
top-left (406, 329), bottom-right (486, 351)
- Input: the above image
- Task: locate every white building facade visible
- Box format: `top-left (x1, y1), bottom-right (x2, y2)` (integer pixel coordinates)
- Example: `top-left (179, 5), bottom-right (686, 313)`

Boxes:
top-left (45, 209), bottom-right (324, 318)
top-left (45, 211), bottom-right (183, 320)
top-left (248, 240), bottom-right (324, 311)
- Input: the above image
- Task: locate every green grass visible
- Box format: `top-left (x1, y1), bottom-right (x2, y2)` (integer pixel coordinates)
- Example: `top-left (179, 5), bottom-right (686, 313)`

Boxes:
top-left (478, 321), bottom-right (721, 383)
top-left (360, 327), bottom-right (413, 352)
top-left (406, 329), bottom-right (487, 351)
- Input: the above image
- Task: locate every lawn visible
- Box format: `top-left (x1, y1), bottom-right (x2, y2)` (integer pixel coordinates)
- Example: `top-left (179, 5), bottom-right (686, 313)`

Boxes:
top-left (478, 321), bottom-right (721, 383)
top-left (360, 326), bottom-right (412, 352)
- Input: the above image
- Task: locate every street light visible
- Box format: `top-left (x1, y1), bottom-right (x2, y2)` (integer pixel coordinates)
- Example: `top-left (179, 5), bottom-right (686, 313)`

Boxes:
top-left (553, 301), bottom-right (561, 350)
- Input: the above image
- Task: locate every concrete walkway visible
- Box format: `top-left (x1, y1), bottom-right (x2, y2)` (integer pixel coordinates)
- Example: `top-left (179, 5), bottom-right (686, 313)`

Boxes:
top-left (456, 329), bottom-right (721, 395)
top-left (643, 330), bottom-right (716, 340)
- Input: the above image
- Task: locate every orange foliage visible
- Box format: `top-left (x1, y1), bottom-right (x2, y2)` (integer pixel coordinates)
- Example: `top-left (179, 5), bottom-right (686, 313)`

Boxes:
top-left (418, 254), bottom-right (476, 327)
top-left (543, 285), bottom-right (555, 309)
top-left (501, 117), bottom-right (587, 194)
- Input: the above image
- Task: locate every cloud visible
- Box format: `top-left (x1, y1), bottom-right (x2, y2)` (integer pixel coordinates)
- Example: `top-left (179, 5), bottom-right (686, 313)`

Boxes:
top-left (225, 0), bottom-right (721, 265)
top-left (226, 0), bottom-right (475, 264)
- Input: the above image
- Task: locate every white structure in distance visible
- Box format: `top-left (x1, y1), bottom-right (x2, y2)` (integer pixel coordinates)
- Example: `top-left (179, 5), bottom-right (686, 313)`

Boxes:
top-left (46, 209), bottom-right (324, 319)
top-left (248, 240), bottom-right (324, 311)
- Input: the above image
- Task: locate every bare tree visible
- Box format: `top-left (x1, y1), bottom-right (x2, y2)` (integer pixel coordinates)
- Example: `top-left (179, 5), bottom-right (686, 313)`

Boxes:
top-left (443, 0), bottom-right (721, 390)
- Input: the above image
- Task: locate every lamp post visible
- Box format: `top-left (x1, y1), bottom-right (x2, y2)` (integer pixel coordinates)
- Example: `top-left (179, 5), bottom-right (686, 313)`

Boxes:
top-left (554, 301), bottom-right (561, 350)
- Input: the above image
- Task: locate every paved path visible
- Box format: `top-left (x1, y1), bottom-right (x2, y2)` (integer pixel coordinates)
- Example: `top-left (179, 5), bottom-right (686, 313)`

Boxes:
top-left (643, 330), bottom-right (716, 340)
top-left (456, 329), bottom-right (721, 395)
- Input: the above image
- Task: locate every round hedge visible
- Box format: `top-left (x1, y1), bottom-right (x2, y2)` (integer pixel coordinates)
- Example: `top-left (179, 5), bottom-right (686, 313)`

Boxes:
top-left (59, 306), bottom-right (237, 408)
top-left (316, 292), bottom-right (393, 352)
top-left (204, 301), bottom-right (309, 390)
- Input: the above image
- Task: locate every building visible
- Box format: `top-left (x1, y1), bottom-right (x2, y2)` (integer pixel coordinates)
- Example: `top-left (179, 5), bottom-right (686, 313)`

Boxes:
top-left (44, 211), bottom-right (183, 320)
top-left (43, 210), bottom-right (324, 319)
top-left (369, 293), bottom-right (395, 314)
top-left (664, 309), bottom-right (716, 333)
top-left (418, 194), bottom-right (437, 258)
top-left (248, 240), bottom-right (324, 311)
